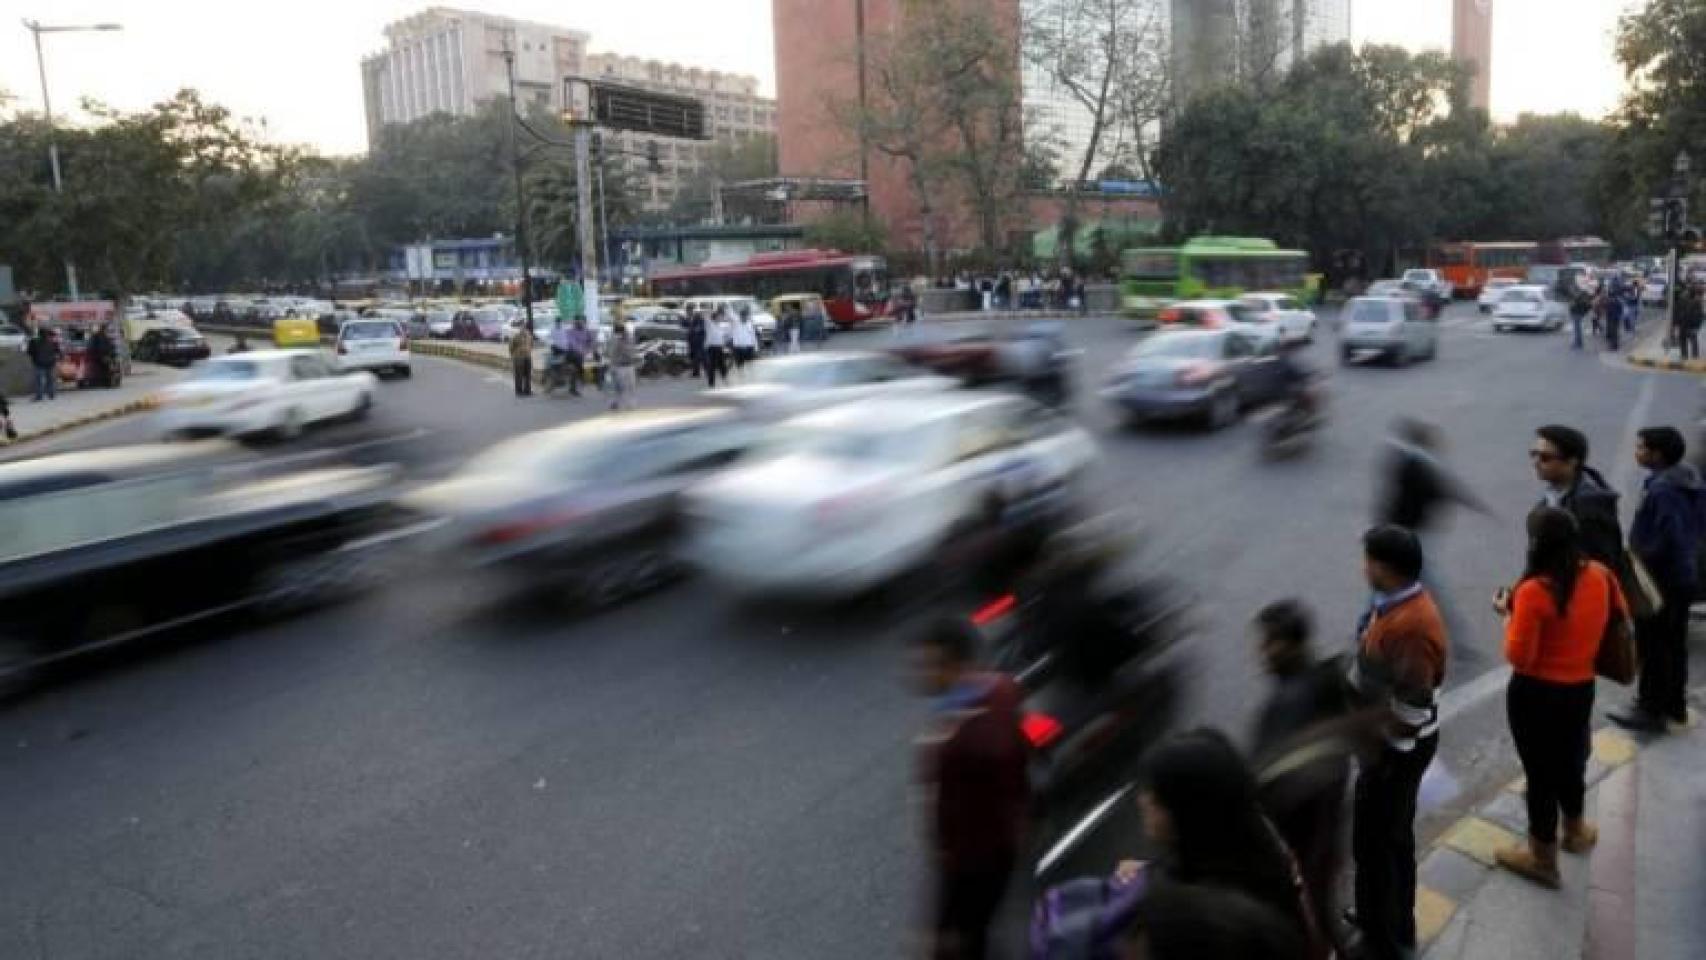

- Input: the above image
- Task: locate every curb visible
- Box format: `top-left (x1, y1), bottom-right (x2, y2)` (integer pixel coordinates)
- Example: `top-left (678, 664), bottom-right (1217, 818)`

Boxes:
top-left (1415, 688), bottom-right (1704, 957)
top-left (0, 394), bottom-right (162, 450)
top-left (1627, 353), bottom-right (1706, 373)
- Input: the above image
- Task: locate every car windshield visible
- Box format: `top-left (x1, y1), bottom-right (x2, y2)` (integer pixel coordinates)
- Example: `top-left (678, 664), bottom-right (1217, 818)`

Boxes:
top-left (751, 360), bottom-right (841, 387)
top-left (192, 360), bottom-right (259, 381)
top-left (1348, 301), bottom-right (1394, 324)
top-left (1504, 290), bottom-right (1543, 304)
top-left (1132, 333), bottom-right (1222, 359)
top-left (342, 322), bottom-right (399, 340)
top-left (1403, 270), bottom-right (1432, 282)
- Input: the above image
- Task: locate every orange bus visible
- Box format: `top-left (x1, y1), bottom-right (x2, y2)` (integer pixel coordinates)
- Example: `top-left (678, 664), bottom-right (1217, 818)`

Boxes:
top-left (1427, 242), bottom-right (1537, 297)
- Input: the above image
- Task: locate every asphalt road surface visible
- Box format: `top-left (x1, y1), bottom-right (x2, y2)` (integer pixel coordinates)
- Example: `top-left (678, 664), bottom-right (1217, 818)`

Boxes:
top-left (2, 305), bottom-right (1698, 959)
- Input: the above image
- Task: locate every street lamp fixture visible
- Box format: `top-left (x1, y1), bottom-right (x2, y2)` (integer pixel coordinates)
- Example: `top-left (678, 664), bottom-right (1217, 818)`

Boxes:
top-left (23, 18), bottom-right (124, 300)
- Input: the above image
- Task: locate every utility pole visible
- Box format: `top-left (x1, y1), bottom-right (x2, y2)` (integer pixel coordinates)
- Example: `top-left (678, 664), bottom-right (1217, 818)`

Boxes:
top-left (574, 125), bottom-right (599, 323)
top-left (25, 19), bottom-right (122, 300)
top-left (502, 45), bottom-right (536, 328)
top-left (594, 138), bottom-right (613, 293)
top-left (854, 0), bottom-right (871, 228)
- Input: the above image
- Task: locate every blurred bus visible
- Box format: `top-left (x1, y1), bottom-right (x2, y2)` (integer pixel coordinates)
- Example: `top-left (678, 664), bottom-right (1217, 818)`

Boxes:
top-left (649, 250), bottom-right (889, 329)
top-left (1120, 237), bottom-right (1309, 320)
top-left (1427, 241), bottom-right (1536, 297)
top-left (1537, 236), bottom-right (1612, 267)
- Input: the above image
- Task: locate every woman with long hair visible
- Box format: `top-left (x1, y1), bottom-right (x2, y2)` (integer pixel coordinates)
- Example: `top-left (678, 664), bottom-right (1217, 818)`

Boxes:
top-left (1119, 728), bottom-right (1319, 958)
top-left (1491, 507), bottom-right (1627, 887)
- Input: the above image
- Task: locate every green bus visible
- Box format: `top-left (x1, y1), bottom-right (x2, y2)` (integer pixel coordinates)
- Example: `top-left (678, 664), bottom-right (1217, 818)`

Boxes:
top-left (1121, 237), bottom-right (1312, 321)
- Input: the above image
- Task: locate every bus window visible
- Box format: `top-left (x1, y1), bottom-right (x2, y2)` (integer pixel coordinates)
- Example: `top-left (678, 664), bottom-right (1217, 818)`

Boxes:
top-left (1125, 252), bottom-right (1178, 280)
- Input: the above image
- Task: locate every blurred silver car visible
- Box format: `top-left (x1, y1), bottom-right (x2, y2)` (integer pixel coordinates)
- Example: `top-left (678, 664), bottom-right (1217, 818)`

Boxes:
top-left (405, 408), bottom-right (753, 598)
top-left (709, 351), bottom-right (957, 420)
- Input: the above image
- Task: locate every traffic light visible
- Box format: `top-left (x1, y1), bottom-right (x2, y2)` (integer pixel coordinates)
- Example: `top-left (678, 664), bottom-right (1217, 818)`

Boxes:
top-left (646, 140), bottom-right (662, 173)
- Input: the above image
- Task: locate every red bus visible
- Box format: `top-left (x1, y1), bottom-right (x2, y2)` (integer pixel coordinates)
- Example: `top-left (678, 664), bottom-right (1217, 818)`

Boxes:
top-left (1427, 242), bottom-right (1537, 296)
top-left (649, 250), bottom-right (890, 328)
top-left (1535, 236), bottom-right (1612, 267)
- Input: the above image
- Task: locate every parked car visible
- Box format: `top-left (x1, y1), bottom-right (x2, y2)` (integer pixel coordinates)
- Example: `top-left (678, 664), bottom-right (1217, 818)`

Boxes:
top-left (0, 322), bottom-right (27, 351)
top-left (420, 309), bottom-right (456, 339)
top-left (1101, 328), bottom-right (1289, 429)
top-left (1478, 277), bottom-right (1520, 312)
top-left (1340, 295), bottom-right (1439, 365)
top-left (335, 319), bottom-right (411, 378)
top-left (155, 350), bottom-right (376, 442)
top-left (1237, 292), bottom-right (1318, 342)
top-left (1402, 267), bottom-right (1454, 301)
top-left (1492, 285), bottom-right (1567, 332)
top-left (132, 327), bottom-right (212, 367)
top-left (710, 351), bottom-right (957, 421)
top-left (0, 442), bottom-right (404, 693)
top-left (405, 409), bottom-right (753, 601)
top-left (450, 309), bottom-right (507, 342)
top-left (684, 392), bottom-right (1097, 598)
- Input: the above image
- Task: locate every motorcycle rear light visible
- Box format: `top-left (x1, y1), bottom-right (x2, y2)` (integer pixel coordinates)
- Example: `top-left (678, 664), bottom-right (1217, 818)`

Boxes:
top-left (971, 593), bottom-right (1018, 627)
top-left (1021, 711), bottom-right (1064, 749)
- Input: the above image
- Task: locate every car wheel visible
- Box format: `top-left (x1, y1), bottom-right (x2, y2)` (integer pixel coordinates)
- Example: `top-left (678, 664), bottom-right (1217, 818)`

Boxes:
top-left (1393, 344), bottom-right (1412, 367)
top-left (1207, 387), bottom-right (1239, 430)
top-left (397, 365), bottom-right (412, 379)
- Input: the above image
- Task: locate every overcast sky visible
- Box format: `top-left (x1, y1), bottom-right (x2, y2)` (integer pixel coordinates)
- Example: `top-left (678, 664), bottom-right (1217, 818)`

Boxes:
top-left (1, 0), bottom-right (1635, 155)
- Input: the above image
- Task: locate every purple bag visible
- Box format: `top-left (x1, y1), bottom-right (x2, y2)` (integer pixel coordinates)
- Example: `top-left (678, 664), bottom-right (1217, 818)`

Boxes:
top-left (1029, 864), bottom-right (1149, 959)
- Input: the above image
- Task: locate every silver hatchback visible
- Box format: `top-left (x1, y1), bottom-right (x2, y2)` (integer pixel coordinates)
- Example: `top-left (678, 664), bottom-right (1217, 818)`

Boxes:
top-left (1339, 296), bottom-right (1438, 366)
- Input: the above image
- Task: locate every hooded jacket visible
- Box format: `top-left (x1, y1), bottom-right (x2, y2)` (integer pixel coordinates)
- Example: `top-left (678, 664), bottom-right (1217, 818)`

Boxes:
top-left (1631, 461), bottom-right (1705, 591)
top-left (1551, 466), bottom-right (1625, 574)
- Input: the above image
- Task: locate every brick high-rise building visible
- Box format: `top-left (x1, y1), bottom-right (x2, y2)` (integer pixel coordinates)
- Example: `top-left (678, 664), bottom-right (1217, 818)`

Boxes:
top-left (1452, 0), bottom-right (1493, 112)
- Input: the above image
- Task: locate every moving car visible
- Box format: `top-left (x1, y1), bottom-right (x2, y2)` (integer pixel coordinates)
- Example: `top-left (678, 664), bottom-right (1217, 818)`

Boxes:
top-left (1237, 292), bottom-right (1317, 342)
top-left (0, 322), bottom-right (27, 351)
top-left (1101, 328), bottom-right (1289, 429)
top-left (889, 323), bottom-right (1078, 407)
top-left (0, 443), bottom-right (405, 692)
top-left (1492, 285), bottom-right (1567, 332)
top-left (406, 409), bottom-right (753, 601)
top-left (1365, 279), bottom-right (1410, 298)
top-left (1402, 267), bottom-right (1454, 301)
top-left (132, 327), bottom-right (212, 367)
top-left (1339, 296), bottom-right (1439, 365)
top-left (155, 350), bottom-right (377, 442)
top-left (335, 318), bottom-right (412, 377)
top-left (1642, 273), bottom-right (1668, 306)
top-left (1478, 277), bottom-right (1520, 312)
top-left (1155, 299), bottom-right (1280, 345)
top-left (710, 351), bottom-right (957, 420)
top-left (272, 314), bottom-right (322, 348)
top-left (450, 309), bottom-right (508, 342)
top-left (685, 392), bottom-right (1097, 597)
top-left (422, 309), bottom-right (456, 338)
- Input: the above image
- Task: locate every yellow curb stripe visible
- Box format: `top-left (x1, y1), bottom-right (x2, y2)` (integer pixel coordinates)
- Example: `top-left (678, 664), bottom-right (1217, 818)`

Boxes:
top-left (1415, 885), bottom-right (1458, 946)
top-left (1591, 728), bottom-right (1638, 767)
top-left (1440, 816), bottom-right (1521, 866)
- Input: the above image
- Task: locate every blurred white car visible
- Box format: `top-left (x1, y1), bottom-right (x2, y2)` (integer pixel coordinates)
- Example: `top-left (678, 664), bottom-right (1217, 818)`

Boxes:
top-left (1477, 277), bottom-right (1519, 312)
top-left (156, 350), bottom-right (376, 442)
top-left (708, 351), bottom-right (957, 420)
top-left (1642, 274), bottom-right (1668, 305)
top-left (685, 392), bottom-right (1097, 596)
top-left (335, 318), bottom-right (411, 378)
top-left (1237, 292), bottom-right (1317, 342)
top-left (1402, 267), bottom-right (1454, 301)
top-left (1492, 285), bottom-right (1566, 332)
top-left (0, 322), bottom-right (26, 351)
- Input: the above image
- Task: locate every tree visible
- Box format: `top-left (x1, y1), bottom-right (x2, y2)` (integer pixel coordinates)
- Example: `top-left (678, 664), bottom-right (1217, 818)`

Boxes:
top-left (1601, 0), bottom-right (1706, 251)
top-left (803, 210), bottom-right (890, 253)
top-left (669, 133), bottom-right (777, 222)
top-left (1024, 0), bottom-right (1170, 265)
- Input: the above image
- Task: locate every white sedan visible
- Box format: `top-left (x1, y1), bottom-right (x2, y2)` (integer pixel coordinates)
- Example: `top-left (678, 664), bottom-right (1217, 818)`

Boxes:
top-left (1237, 292), bottom-right (1318, 342)
top-left (685, 392), bottom-right (1097, 597)
top-left (1492, 286), bottom-right (1567, 332)
top-left (156, 349), bottom-right (376, 442)
top-left (707, 351), bottom-right (957, 420)
top-left (1478, 277), bottom-right (1519, 312)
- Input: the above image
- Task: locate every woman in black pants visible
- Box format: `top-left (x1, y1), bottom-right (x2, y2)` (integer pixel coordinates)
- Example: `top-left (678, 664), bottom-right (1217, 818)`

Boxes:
top-left (1491, 507), bottom-right (1626, 887)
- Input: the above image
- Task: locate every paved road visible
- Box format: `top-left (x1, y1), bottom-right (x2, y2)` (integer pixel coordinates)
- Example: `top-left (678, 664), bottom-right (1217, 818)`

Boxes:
top-left (1, 306), bottom-right (1697, 959)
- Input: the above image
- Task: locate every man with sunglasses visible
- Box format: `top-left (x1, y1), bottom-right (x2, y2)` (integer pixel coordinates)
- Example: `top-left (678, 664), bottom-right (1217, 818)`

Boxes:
top-left (1530, 425), bottom-right (1627, 579)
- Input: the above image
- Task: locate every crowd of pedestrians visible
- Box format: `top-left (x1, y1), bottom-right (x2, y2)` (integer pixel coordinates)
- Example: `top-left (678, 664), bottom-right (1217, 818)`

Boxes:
top-left (911, 416), bottom-right (1702, 960)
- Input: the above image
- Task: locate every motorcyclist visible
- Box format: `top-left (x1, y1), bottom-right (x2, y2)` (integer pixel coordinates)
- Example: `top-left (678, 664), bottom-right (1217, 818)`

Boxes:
top-left (1022, 513), bottom-right (1170, 684)
top-left (1274, 337), bottom-right (1319, 424)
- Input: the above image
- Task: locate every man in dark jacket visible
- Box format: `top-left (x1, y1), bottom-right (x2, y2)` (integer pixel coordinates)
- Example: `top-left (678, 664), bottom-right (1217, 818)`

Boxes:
top-left (1531, 424), bottom-right (1626, 574)
top-left (913, 618), bottom-right (1029, 960)
top-left (1381, 419), bottom-right (1490, 662)
top-left (1614, 426), bottom-right (1702, 731)
top-left (27, 328), bottom-right (60, 402)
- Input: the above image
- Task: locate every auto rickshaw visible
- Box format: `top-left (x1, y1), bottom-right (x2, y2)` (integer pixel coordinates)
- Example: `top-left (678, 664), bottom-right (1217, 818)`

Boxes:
top-left (273, 312), bottom-right (321, 348)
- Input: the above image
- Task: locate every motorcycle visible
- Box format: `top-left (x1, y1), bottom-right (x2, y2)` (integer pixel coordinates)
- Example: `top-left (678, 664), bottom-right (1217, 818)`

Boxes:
top-left (1255, 382), bottom-right (1327, 461)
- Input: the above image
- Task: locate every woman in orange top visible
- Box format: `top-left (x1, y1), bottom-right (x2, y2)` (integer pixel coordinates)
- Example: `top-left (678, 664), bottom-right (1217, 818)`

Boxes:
top-left (1491, 507), bottom-right (1627, 887)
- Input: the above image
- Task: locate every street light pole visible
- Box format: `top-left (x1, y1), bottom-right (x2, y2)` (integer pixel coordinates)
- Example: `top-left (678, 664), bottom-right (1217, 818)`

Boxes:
top-left (1669, 150), bottom-right (1692, 338)
top-left (502, 45), bottom-right (536, 329)
top-left (24, 19), bottom-right (123, 300)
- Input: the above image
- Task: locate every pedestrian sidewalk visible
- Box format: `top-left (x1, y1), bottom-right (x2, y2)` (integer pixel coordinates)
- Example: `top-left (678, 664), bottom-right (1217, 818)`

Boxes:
top-left (1625, 307), bottom-right (1706, 373)
top-left (1419, 685), bottom-right (1705, 960)
top-left (1, 362), bottom-right (186, 448)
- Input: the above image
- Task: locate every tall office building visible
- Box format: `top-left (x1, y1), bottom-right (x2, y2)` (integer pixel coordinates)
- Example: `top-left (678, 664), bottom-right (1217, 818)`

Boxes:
top-left (1170, 0), bottom-right (1352, 106)
top-left (361, 7), bottom-right (588, 146)
top-left (583, 54), bottom-right (777, 213)
top-left (1452, 0), bottom-right (1493, 112)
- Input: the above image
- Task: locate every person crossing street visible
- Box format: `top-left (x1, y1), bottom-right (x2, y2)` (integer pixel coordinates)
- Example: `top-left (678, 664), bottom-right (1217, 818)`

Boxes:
top-left (508, 322), bottom-right (535, 397)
